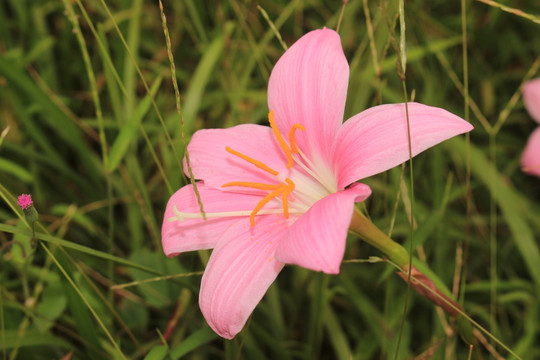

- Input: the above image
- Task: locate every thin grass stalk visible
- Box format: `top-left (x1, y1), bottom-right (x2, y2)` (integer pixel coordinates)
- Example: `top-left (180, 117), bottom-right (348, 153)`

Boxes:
top-left (378, 1), bottom-right (416, 357)
top-left (159, 0), bottom-right (205, 218)
top-left (27, 67), bottom-right (100, 141)
top-left (306, 273), bottom-right (328, 360)
top-left (492, 55), bottom-right (540, 134)
top-left (383, 259), bottom-right (522, 359)
top-left (73, 0), bottom-right (128, 98)
top-left (336, 0), bottom-right (348, 33)
top-left (0, 285), bottom-right (5, 360)
top-left (0, 186), bottom-right (55, 360)
top-left (97, 0), bottom-right (184, 172)
top-left (62, 0), bottom-right (115, 309)
top-left (73, 0), bottom-right (173, 194)
top-left (61, 249), bottom-right (146, 357)
top-left (258, 5), bottom-right (288, 51)
top-left (435, 53), bottom-right (492, 132)
top-left (391, 1), bottom-right (416, 357)
top-left (363, 0), bottom-right (382, 104)
top-left (0, 182), bottom-right (183, 356)
top-left (0, 223), bottom-right (168, 277)
top-left (460, 0), bottom-right (471, 308)
top-left (111, 271), bottom-right (204, 290)
top-left (393, 82), bottom-right (414, 360)
top-left (41, 243), bottom-right (127, 360)
top-left (387, 163), bottom-right (405, 238)
top-left (230, 0), bottom-right (271, 81)
top-left (6, 246), bottom-right (57, 360)
top-left (476, 0), bottom-right (540, 24)
top-left (489, 133), bottom-right (498, 342)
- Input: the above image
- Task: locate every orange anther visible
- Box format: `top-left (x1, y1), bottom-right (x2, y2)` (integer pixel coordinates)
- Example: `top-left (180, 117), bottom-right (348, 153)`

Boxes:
top-left (249, 186), bottom-right (286, 226)
top-left (281, 178), bottom-right (295, 219)
top-left (222, 182), bottom-right (281, 190)
top-left (289, 124), bottom-right (305, 154)
top-left (268, 111), bottom-right (294, 169)
top-left (225, 146), bottom-right (279, 176)
top-left (245, 178), bottom-right (296, 225)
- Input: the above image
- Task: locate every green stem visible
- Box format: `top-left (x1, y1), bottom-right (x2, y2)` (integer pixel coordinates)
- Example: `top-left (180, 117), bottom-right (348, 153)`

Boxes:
top-left (348, 209), bottom-right (467, 320)
top-left (349, 209), bottom-right (410, 268)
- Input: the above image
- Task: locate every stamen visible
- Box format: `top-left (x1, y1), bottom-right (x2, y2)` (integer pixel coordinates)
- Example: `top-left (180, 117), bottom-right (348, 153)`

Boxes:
top-left (268, 111), bottom-right (294, 168)
top-left (225, 146), bottom-right (279, 176)
top-left (219, 115), bottom-right (307, 226)
top-left (249, 186), bottom-right (286, 226)
top-left (222, 182), bottom-right (281, 190)
top-left (281, 178), bottom-right (295, 219)
top-left (221, 178), bottom-right (296, 226)
top-left (523, 163), bottom-right (540, 172)
top-left (289, 124), bottom-right (305, 154)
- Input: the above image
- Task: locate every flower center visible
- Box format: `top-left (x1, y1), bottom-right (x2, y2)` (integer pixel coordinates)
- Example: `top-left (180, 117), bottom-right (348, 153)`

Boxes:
top-left (167, 111), bottom-right (337, 226)
top-left (222, 111), bottom-right (305, 226)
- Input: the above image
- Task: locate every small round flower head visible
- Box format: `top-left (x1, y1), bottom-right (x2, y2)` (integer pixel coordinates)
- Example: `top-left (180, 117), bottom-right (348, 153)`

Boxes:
top-left (17, 194), bottom-right (33, 210)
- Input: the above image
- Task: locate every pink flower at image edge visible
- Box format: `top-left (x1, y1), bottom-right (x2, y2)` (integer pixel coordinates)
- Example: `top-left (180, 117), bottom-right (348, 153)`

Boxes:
top-left (522, 78), bottom-right (540, 177)
top-left (17, 194), bottom-right (33, 210)
top-left (161, 28), bottom-right (473, 339)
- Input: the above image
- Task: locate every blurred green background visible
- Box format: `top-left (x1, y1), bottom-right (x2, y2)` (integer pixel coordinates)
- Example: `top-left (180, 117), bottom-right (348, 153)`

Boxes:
top-left (1, 0), bottom-right (539, 359)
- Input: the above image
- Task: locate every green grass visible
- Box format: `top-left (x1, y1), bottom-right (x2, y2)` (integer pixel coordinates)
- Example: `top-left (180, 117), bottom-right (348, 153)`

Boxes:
top-left (1, 0), bottom-right (540, 359)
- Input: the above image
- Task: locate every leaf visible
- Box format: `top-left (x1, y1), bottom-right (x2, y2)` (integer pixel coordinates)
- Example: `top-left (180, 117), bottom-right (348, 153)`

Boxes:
top-left (0, 57), bottom-right (101, 181)
top-left (448, 137), bottom-right (540, 285)
top-left (182, 22), bottom-right (235, 134)
top-left (0, 223), bottom-right (164, 276)
top-left (128, 249), bottom-right (185, 308)
top-left (169, 327), bottom-right (218, 359)
top-left (143, 345), bottom-right (168, 360)
top-left (0, 158), bottom-right (33, 183)
top-left (107, 76), bottom-right (162, 173)
top-left (34, 273), bottom-right (67, 332)
top-left (1, 330), bottom-right (71, 350)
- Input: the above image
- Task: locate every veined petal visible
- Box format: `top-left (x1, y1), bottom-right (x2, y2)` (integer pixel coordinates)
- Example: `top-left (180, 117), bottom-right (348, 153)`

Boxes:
top-left (274, 183), bottom-right (371, 274)
top-left (523, 78), bottom-right (540, 124)
top-left (184, 124), bottom-right (289, 190)
top-left (199, 215), bottom-right (292, 339)
top-left (522, 127), bottom-right (540, 177)
top-left (162, 184), bottom-right (263, 256)
top-left (268, 28), bottom-right (349, 165)
top-left (333, 102), bottom-right (474, 188)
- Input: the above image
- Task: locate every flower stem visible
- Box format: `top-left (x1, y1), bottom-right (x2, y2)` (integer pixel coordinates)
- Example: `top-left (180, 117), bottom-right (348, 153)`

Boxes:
top-left (349, 209), bottom-right (467, 320)
top-left (349, 209), bottom-right (409, 268)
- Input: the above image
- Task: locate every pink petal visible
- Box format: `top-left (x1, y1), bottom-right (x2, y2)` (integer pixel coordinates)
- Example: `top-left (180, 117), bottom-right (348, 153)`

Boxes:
top-left (199, 215), bottom-right (292, 339)
top-left (333, 102), bottom-right (474, 188)
top-left (274, 183), bottom-right (371, 274)
top-left (522, 127), bottom-right (540, 177)
top-left (162, 184), bottom-right (263, 256)
top-left (268, 28), bottom-right (349, 165)
top-left (184, 124), bottom-right (290, 190)
top-left (523, 78), bottom-right (540, 124)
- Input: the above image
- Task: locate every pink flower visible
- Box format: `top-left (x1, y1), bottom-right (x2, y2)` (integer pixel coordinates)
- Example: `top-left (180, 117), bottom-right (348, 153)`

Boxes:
top-left (522, 78), bottom-right (540, 177)
top-left (17, 194), bottom-right (33, 210)
top-left (161, 29), bottom-right (473, 339)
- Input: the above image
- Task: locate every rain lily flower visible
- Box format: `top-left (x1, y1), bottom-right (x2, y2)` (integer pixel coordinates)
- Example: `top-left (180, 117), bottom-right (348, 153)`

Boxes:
top-left (522, 78), bottom-right (540, 177)
top-left (162, 28), bottom-right (473, 339)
